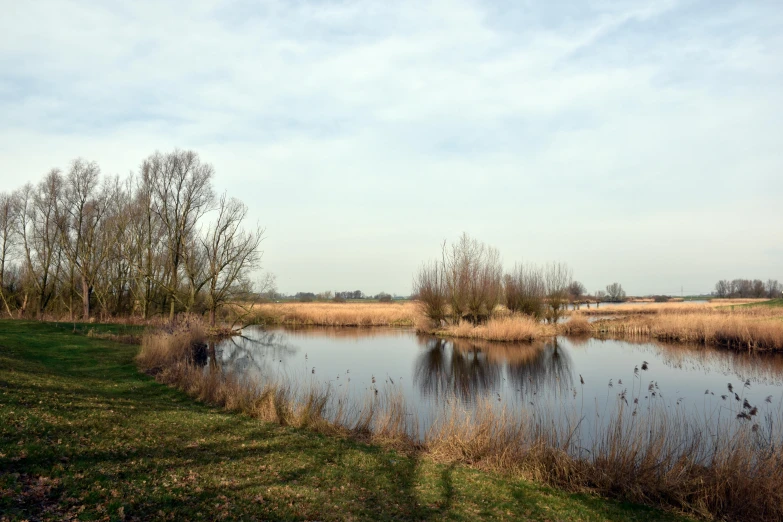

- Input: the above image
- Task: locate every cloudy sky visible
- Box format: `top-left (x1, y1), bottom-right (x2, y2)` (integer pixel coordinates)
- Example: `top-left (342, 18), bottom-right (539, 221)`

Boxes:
top-left (1, 0), bottom-right (781, 296)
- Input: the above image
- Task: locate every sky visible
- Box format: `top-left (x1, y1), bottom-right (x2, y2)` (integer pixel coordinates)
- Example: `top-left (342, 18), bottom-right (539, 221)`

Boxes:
top-left (1, 0), bottom-right (781, 297)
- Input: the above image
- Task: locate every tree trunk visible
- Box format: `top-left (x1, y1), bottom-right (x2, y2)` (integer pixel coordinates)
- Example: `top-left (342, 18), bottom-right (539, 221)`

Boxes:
top-left (82, 276), bottom-right (91, 319)
top-left (209, 307), bottom-right (216, 327)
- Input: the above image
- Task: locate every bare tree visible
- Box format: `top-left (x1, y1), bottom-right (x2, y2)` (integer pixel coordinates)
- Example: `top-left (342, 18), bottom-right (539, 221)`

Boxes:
top-left (766, 279), bottom-right (782, 299)
top-left (413, 260), bottom-right (447, 324)
top-left (504, 263), bottom-right (546, 319)
top-left (0, 192), bottom-right (17, 317)
top-left (442, 233), bottom-right (502, 324)
top-left (568, 280), bottom-right (586, 302)
top-left (202, 194), bottom-right (264, 326)
top-left (544, 262), bottom-right (572, 323)
top-left (17, 172), bottom-right (65, 318)
top-left (144, 150), bottom-right (214, 322)
top-left (605, 282), bottom-right (626, 302)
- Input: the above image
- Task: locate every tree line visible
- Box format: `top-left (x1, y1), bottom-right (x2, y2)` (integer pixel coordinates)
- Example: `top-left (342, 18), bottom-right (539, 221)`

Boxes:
top-left (714, 279), bottom-right (781, 299)
top-left (0, 150), bottom-right (265, 325)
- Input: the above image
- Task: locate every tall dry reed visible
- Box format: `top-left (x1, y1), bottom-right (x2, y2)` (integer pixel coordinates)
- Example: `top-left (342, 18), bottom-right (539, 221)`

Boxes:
top-left (249, 302), bottom-right (417, 327)
top-left (593, 313), bottom-right (783, 351)
top-left (437, 316), bottom-right (553, 342)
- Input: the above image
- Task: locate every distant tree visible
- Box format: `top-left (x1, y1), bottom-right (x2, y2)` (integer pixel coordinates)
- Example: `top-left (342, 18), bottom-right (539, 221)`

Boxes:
top-left (594, 290), bottom-right (607, 301)
top-left (715, 280), bottom-right (730, 298)
top-left (377, 292), bottom-right (392, 303)
top-left (605, 283), bottom-right (626, 302)
top-left (296, 292), bottom-right (315, 302)
top-left (752, 279), bottom-right (766, 298)
top-left (766, 279), bottom-right (782, 299)
top-left (567, 280), bottom-right (586, 301)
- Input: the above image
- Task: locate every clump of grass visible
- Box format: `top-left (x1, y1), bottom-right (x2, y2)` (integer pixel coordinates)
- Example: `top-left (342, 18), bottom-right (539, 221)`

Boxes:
top-left (558, 313), bottom-right (591, 335)
top-left (136, 321), bottom-right (206, 372)
top-left (439, 316), bottom-right (553, 342)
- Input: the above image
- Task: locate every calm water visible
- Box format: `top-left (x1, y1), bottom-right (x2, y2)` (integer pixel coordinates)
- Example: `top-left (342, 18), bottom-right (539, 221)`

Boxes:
top-left (211, 327), bottom-right (783, 439)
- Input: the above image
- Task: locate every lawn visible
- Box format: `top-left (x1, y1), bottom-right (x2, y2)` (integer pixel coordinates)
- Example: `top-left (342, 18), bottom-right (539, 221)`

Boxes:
top-left (0, 320), bottom-right (691, 521)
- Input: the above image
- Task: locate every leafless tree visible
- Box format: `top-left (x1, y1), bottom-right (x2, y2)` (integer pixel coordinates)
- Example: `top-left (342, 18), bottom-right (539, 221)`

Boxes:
top-left (201, 194), bottom-right (264, 326)
top-left (442, 233), bottom-right (502, 324)
top-left (144, 150), bottom-right (215, 322)
top-left (544, 262), bottom-right (572, 323)
top-left (413, 260), bottom-right (447, 324)
top-left (17, 172), bottom-right (65, 318)
top-left (568, 280), bottom-right (586, 302)
top-left (0, 192), bottom-right (17, 317)
top-left (504, 263), bottom-right (546, 319)
top-left (605, 282), bottom-right (626, 302)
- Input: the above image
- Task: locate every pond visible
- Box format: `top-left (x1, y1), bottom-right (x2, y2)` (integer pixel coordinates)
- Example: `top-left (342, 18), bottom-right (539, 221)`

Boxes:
top-left (210, 327), bottom-right (783, 442)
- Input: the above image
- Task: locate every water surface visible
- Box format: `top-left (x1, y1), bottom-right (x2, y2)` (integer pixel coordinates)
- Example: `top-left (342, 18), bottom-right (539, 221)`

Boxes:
top-left (212, 327), bottom-right (783, 439)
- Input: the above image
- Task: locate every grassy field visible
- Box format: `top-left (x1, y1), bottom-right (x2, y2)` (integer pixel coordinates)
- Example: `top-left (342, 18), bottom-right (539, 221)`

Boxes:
top-left (0, 321), bottom-right (688, 521)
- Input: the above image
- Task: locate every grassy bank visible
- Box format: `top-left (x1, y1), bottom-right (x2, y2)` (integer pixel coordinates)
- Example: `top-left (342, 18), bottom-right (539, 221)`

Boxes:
top-left (0, 320), bottom-right (686, 521)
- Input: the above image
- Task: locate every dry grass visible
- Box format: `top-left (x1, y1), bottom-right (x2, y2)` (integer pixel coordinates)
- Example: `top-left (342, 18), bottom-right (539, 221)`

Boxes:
top-left (431, 316), bottom-right (554, 342)
top-left (426, 400), bottom-right (783, 521)
top-left (557, 313), bottom-right (592, 335)
top-left (136, 321), bottom-right (207, 372)
top-left (137, 326), bottom-right (783, 521)
top-left (248, 301), bottom-right (418, 327)
top-left (593, 312), bottom-right (783, 351)
top-left (582, 300), bottom-right (774, 316)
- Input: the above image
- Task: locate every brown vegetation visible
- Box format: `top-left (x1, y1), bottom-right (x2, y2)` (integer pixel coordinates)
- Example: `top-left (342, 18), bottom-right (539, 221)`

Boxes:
top-left (137, 326), bottom-right (783, 521)
top-left (432, 316), bottom-right (554, 343)
top-left (248, 301), bottom-right (418, 327)
top-left (592, 312), bottom-right (783, 351)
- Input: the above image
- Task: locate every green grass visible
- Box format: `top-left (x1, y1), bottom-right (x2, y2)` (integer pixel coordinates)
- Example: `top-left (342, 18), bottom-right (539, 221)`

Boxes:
top-left (742, 298), bottom-right (783, 308)
top-left (0, 320), bottom-right (692, 521)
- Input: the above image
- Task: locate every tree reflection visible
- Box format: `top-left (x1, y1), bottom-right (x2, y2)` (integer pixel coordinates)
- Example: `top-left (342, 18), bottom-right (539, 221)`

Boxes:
top-left (414, 336), bottom-right (573, 403)
top-left (506, 338), bottom-right (573, 397)
top-left (208, 328), bottom-right (299, 376)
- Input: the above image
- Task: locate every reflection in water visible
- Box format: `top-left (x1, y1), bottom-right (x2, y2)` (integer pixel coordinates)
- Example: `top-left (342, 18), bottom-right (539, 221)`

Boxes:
top-left (507, 338), bottom-right (573, 397)
top-left (414, 336), bottom-right (573, 403)
top-left (582, 336), bottom-right (783, 386)
top-left (207, 330), bottom-right (299, 376)
top-left (212, 327), bottom-right (783, 445)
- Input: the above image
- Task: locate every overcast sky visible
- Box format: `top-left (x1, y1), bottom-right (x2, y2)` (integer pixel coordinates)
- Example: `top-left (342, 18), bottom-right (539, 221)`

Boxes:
top-left (1, 0), bottom-right (781, 296)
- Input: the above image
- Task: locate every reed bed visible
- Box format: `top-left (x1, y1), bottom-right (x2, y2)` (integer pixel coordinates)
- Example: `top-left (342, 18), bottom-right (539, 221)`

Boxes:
top-left (433, 316), bottom-right (554, 342)
top-left (593, 313), bottom-right (783, 351)
top-left (581, 300), bottom-right (776, 316)
top-left (248, 301), bottom-right (417, 327)
top-left (137, 326), bottom-right (783, 521)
